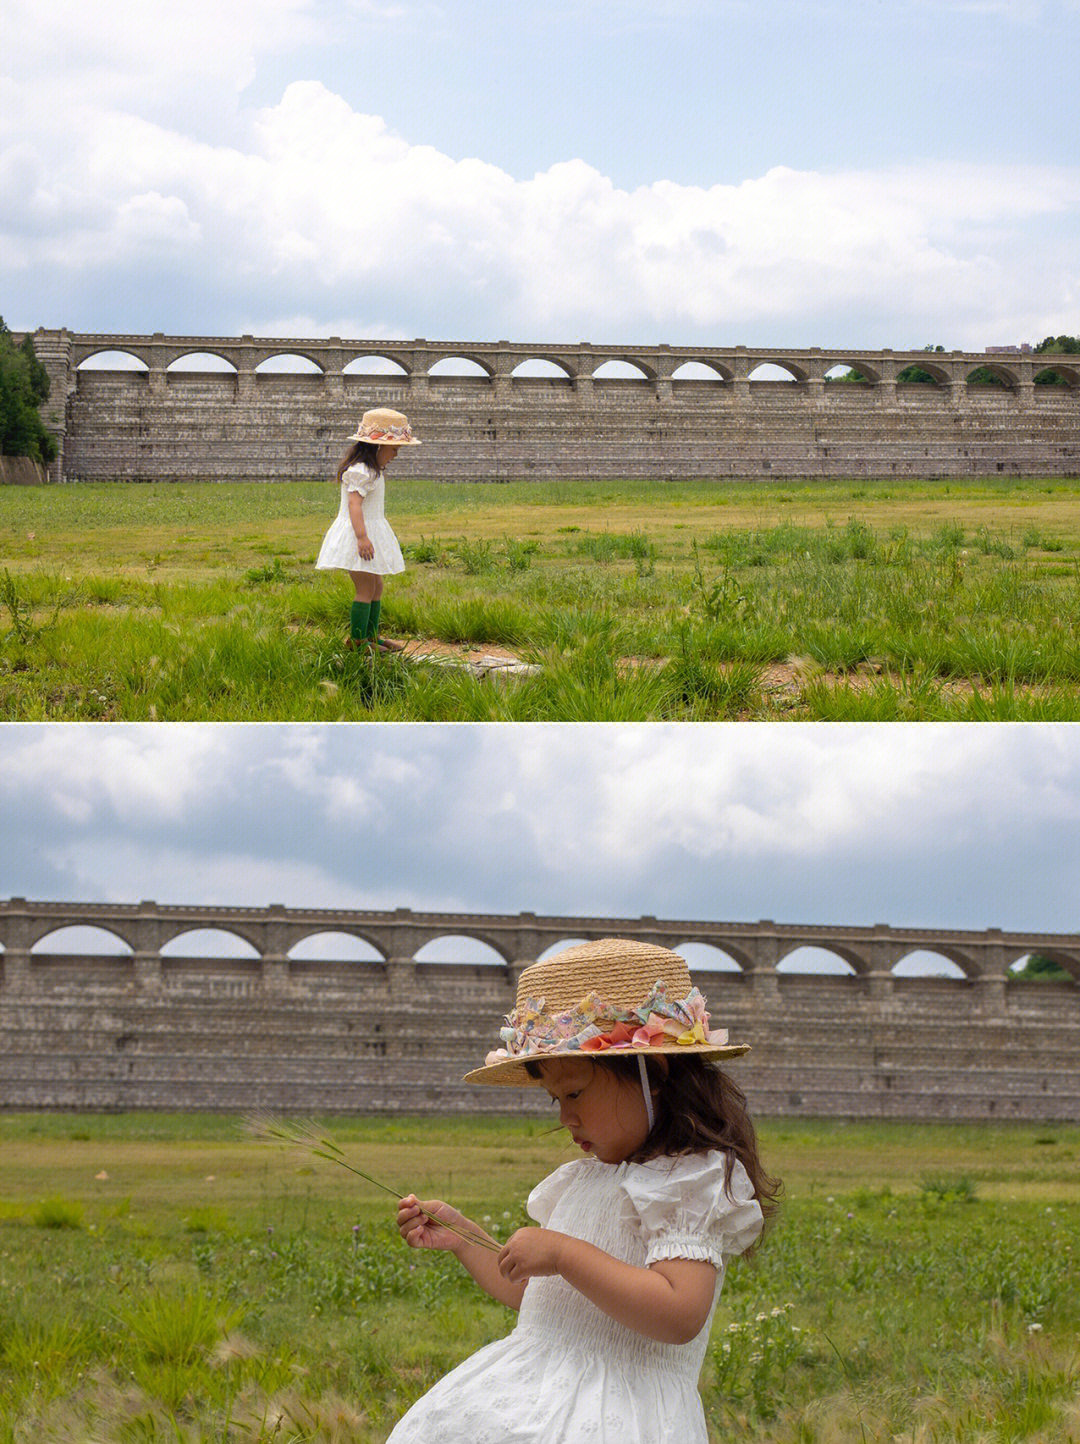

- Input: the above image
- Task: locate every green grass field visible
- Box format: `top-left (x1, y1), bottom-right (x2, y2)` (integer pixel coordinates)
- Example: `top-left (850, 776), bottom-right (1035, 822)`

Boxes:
top-left (3, 475), bottom-right (1080, 719)
top-left (1, 1112), bottom-right (1078, 1441)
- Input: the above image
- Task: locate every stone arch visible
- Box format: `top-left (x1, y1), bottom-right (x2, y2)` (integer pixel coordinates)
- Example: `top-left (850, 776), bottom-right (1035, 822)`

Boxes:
top-left (965, 363), bottom-right (1015, 389)
top-left (748, 361), bottom-right (806, 382)
top-left (1009, 950), bottom-right (1079, 983)
top-left (1034, 364), bottom-right (1080, 388)
top-left (427, 356), bottom-right (493, 378)
top-left (892, 949), bottom-right (967, 979)
top-left (824, 360), bottom-right (880, 384)
top-left (167, 352), bottom-right (238, 373)
top-left (511, 358), bottom-right (575, 379)
top-left (255, 353), bottom-right (325, 374)
top-left (413, 934), bottom-right (508, 964)
top-left (776, 945), bottom-right (857, 975)
top-left (674, 941), bottom-right (743, 973)
top-left (343, 354), bottom-right (409, 375)
top-left (536, 937), bottom-right (589, 960)
top-left (591, 359), bottom-right (654, 380)
top-left (76, 349), bottom-right (149, 371)
top-left (31, 925), bottom-right (133, 955)
top-left (158, 927), bottom-right (261, 958)
top-left (896, 359), bottom-right (949, 385)
top-left (671, 361), bottom-right (727, 381)
top-left (287, 931), bottom-right (385, 961)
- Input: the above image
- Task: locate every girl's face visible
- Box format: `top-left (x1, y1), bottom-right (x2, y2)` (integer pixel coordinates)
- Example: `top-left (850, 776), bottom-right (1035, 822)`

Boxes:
top-left (537, 1057), bottom-right (652, 1164)
top-left (375, 444), bottom-right (400, 469)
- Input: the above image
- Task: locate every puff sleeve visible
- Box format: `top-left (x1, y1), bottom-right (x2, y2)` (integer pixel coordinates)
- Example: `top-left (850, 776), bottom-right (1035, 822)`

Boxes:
top-left (616, 1152), bottom-right (763, 1268)
top-left (526, 1161), bottom-right (583, 1227)
top-left (343, 463), bottom-right (378, 496)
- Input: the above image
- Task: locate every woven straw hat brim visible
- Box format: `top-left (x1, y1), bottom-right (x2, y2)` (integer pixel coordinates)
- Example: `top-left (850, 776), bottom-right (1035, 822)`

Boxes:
top-left (464, 1039), bottom-right (750, 1088)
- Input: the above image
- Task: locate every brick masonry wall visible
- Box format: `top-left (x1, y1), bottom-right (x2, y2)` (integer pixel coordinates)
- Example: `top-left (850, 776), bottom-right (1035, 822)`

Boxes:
top-left (21, 330), bottom-right (1080, 482)
top-left (2, 956), bottom-right (1077, 1121)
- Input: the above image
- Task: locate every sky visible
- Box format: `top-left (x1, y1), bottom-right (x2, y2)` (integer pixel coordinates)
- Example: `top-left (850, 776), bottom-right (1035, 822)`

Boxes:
top-left (4, 724), bottom-right (1080, 964)
top-left (4, 0), bottom-right (1079, 351)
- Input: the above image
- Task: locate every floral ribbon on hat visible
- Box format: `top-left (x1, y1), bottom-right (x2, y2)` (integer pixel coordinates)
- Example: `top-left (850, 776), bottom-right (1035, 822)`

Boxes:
top-left (363, 425), bottom-right (413, 441)
top-left (483, 982), bottom-right (729, 1067)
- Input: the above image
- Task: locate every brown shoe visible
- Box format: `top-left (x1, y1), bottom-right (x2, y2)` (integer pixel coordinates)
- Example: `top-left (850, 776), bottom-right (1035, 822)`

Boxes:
top-left (377, 637), bottom-right (406, 653)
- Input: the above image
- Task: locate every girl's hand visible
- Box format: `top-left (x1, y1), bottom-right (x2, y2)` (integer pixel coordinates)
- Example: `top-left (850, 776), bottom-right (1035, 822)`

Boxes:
top-left (396, 1194), bottom-right (473, 1254)
top-left (497, 1227), bottom-right (568, 1283)
top-left (355, 533), bottom-right (375, 561)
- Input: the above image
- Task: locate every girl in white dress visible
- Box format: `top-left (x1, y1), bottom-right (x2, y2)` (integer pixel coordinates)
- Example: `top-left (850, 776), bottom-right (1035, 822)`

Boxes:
top-left (315, 408), bottom-right (420, 651)
top-left (389, 938), bottom-right (779, 1444)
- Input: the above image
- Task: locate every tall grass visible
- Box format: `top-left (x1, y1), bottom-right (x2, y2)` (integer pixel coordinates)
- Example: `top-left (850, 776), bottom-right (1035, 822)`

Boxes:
top-left (0, 1114), bottom-right (1078, 1441)
top-left (4, 477), bottom-right (1080, 719)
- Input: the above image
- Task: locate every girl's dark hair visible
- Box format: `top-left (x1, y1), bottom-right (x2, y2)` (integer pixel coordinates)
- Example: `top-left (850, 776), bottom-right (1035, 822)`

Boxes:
top-left (335, 441), bottom-right (380, 482)
top-left (528, 1053), bottom-right (781, 1225)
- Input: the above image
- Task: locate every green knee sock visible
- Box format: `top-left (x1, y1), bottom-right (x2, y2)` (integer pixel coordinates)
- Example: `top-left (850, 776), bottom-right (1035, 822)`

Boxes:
top-left (366, 598), bottom-right (382, 641)
top-left (350, 601), bottom-right (371, 642)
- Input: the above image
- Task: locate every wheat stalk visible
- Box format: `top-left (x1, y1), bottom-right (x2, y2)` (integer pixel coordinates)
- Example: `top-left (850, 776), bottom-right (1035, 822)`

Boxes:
top-left (246, 1115), bottom-right (502, 1253)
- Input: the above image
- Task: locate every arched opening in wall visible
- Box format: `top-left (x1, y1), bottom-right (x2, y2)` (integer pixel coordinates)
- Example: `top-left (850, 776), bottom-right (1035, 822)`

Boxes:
top-left (674, 942), bottom-right (743, 973)
top-left (511, 359), bottom-right (573, 380)
top-left (671, 362), bottom-right (726, 381)
top-left (77, 351), bottom-right (148, 371)
top-left (255, 354), bottom-right (324, 373)
top-left (1033, 365), bottom-right (1080, 389)
top-left (167, 353), bottom-right (237, 373)
top-left (824, 364), bottom-right (872, 386)
top-left (536, 937), bottom-right (589, 960)
top-left (287, 932), bottom-right (384, 961)
top-left (591, 361), bottom-right (650, 380)
top-left (343, 356), bottom-right (408, 375)
top-left (1008, 952), bottom-right (1075, 983)
top-left (159, 929), bottom-right (260, 958)
top-left (31, 926), bottom-right (132, 955)
top-left (427, 357), bottom-right (491, 377)
top-left (965, 364), bottom-right (1013, 389)
top-left (896, 360), bottom-right (946, 386)
top-left (413, 935), bottom-right (507, 965)
top-left (748, 363), bottom-right (801, 382)
top-left (892, 950), bottom-right (966, 978)
top-left (776, 947), bottom-right (855, 975)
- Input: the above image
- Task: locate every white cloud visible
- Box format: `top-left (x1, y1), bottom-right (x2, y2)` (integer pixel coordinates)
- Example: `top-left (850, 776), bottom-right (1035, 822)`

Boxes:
top-left (0, 725), bottom-right (233, 824)
top-left (5, 46), bottom-right (1078, 343)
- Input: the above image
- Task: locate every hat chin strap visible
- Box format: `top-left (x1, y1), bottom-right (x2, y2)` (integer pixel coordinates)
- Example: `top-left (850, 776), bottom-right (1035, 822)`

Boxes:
top-left (638, 1053), bottom-right (655, 1131)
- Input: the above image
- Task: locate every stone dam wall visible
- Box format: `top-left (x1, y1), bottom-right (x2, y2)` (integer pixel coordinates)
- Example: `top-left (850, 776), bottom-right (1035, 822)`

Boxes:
top-left (2, 901), bottom-right (1078, 1121)
top-left (18, 330), bottom-right (1080, 484)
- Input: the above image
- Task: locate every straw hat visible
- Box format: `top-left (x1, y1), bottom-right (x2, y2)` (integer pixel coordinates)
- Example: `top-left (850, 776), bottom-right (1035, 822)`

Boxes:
top-left (465, 937), bottom-right (748, 1087)
top-left (348, 407), bottom-right (421, 445)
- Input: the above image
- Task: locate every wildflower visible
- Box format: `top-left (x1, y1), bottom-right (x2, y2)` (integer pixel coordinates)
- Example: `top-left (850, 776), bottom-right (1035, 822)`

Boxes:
top-left (1027, 1323), bottom-right (1043, 1334)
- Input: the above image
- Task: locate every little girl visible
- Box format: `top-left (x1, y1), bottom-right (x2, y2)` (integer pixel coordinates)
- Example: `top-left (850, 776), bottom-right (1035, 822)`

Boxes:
top-left (315, 407), bottom-right (420, 651)
top-left (389, 937), bottom-right (779, 1444)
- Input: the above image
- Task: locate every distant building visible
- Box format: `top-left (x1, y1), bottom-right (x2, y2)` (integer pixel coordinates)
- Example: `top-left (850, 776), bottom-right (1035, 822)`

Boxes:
top-left (985, 344), bottom-right (1033, 354)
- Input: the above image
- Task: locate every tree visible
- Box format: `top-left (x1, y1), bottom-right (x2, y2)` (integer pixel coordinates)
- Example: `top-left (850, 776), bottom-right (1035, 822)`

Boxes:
top-left (1011, 953), bottom-right (1072, 982)
top-left (897, 344), bottom-right (946, 385)
top-left (0, 319), bottom-right (57, 466)
top-left (1033, 334), bottom-right (1080, 385)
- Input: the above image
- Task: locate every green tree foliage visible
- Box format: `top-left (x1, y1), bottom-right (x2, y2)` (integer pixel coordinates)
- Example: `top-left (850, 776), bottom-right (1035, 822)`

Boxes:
top-left (1034, 334), bottom-right (1080, 354)
top-left (1033, 335), bottom-right (1080, 385)
top-left (1011, 953), bottom-right (1072, 982)
top-left (897, 344), bottom-right (946, 386)
top-left (0, 318), bottom-right (57, 465)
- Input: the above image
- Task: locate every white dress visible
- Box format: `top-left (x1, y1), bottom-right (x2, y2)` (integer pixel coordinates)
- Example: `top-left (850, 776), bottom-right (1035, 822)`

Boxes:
top-left (385, 1151), bottom-right (763, 1444)
top-left (315, 464), bottom-right (405, 575)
